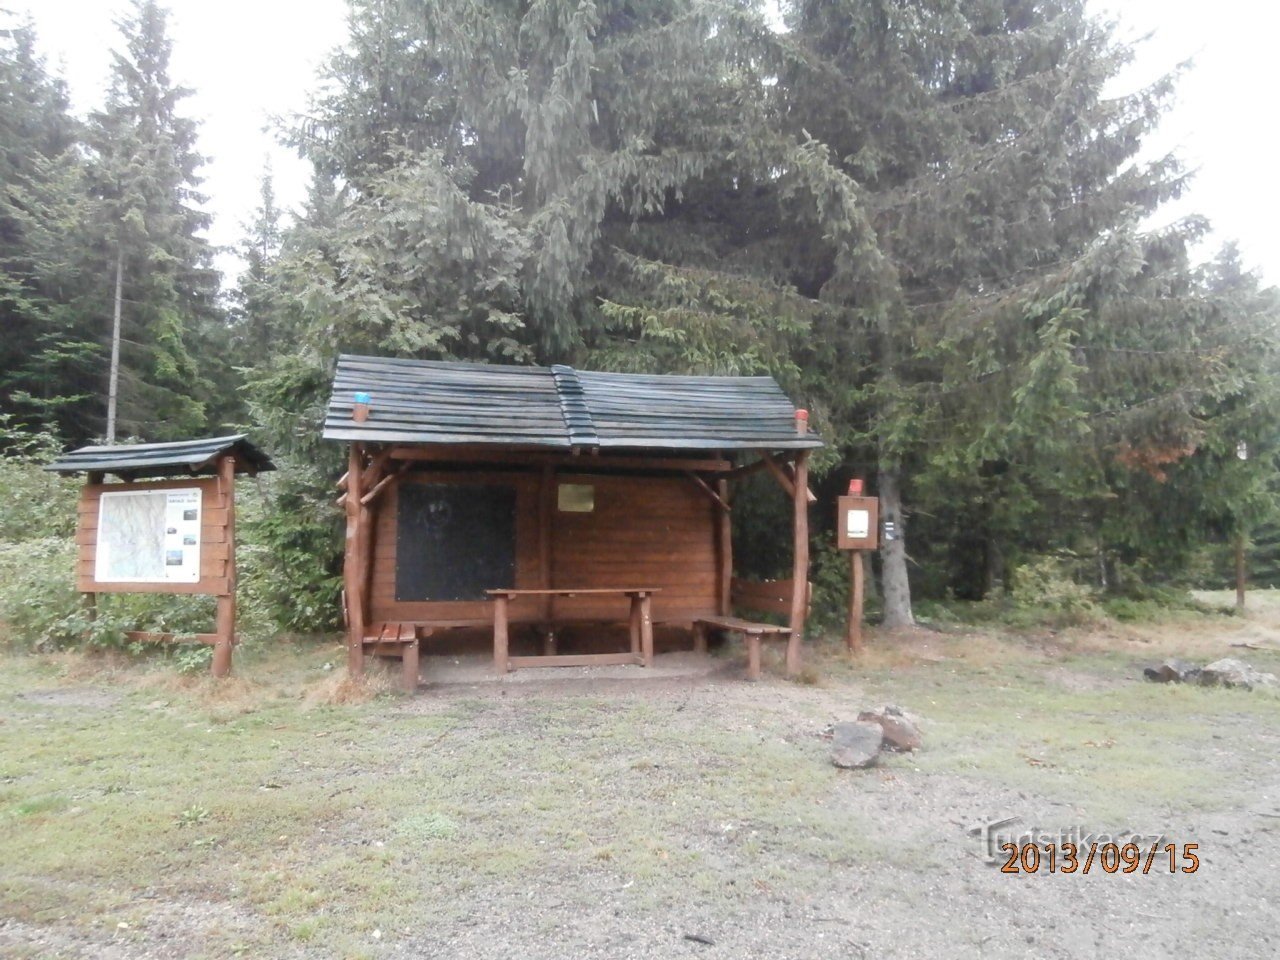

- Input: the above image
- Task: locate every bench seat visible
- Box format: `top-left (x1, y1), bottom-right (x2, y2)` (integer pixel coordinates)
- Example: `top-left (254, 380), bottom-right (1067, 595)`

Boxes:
top-left (362, 621), bottom-right (420, 691)
top-left (692, 615), bottom-right (789, 636)
top-left (692, 615), bottom-right (790, 681)
top-left (692, 578), bottom-right (809, 680)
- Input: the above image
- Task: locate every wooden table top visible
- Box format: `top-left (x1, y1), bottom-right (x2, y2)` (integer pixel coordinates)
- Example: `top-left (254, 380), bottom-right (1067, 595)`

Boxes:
top-left (485, 587), bottom-right (661, 597)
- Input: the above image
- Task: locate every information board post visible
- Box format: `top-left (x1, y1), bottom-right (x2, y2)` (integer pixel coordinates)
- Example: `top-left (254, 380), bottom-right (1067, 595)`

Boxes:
top-left (212, 454), bottom-right (236, 677)
top-left (848, 549), bottom-right (865, 652)
top-left (837, 480), bottom-right (880, 653)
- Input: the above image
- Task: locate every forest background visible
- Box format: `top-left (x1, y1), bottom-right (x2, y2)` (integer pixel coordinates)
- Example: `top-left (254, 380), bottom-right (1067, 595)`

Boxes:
top-left (3, 0), bottom-right (1279, 655)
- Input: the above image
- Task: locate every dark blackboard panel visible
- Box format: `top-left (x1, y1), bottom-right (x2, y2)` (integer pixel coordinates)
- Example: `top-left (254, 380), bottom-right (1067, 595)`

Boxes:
top-left (395, 483), bottom-right (516, 602)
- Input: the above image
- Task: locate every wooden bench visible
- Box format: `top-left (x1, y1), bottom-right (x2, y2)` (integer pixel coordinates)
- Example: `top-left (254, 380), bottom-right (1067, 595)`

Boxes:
top-left (363, 621), bottom-right (421, 691)
top-left (693, 578), bottom-right (810, 680)
top-left (362, 618), bottom-right (496, 691)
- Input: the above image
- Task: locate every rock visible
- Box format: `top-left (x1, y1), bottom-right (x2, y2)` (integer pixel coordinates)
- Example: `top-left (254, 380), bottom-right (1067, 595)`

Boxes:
top-left (1143, 659), bottom-right (1201, 684)
top-left (831, 721), bottom-right (884, 768)
top-left (857, 705), bottom-right (923, 752)
top-left (1198, 658), bottom-right (1279, 691)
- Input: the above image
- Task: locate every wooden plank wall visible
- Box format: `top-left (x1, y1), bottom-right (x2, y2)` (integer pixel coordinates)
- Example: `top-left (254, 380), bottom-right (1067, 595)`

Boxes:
top-left (76, 477), bottom-right (229, 595)
top-left (550, 472), bottom-right (716, 621)
top-left (367, 468), bottom-right (717, 625)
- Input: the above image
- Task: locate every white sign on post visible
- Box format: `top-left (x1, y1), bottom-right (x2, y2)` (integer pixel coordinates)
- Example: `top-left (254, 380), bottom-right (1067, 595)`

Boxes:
top-left (846, 509), bottom-right (870, 540)
top-left (95, 488), bottom-right (202, 584)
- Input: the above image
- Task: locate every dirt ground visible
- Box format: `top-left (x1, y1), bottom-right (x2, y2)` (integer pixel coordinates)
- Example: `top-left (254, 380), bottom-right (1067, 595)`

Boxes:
top-left (3, 594), bottom-right (1280, 959)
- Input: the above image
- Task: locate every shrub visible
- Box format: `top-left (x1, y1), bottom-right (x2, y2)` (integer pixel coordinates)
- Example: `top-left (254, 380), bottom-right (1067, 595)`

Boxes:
top-left (0, 417), bottom-right (78, 542)
top-left (0, 536), bottom-right (219, 651)
top-left (237, 466), bottom-right (343, 635)
top-left (807, 541), bottom-right (880, 634)
top-left (1008, 555), bottom-right (1098, 615)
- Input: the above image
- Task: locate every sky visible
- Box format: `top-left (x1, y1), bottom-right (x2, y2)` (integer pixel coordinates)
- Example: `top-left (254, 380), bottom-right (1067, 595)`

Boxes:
top-left (15, 0), bottom-right (1280, 287)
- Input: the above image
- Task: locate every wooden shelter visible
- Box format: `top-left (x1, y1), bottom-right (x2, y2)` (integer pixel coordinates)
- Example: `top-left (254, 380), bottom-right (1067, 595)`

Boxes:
top-left (47, 435), bottom-right (274, 676)
top-left (325, 356), bottom-right (822, 688)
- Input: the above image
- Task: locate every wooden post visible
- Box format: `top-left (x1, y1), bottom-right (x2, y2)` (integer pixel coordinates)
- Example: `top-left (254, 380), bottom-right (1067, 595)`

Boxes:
top-left (494, 594), bottom-right (509, 674)
top-left (716, 477), bottom-right (732, 615)
top-left (786, 450), bottom-right (811, 676)
top-left (344, 444), bottom-right (367, 678)
top-left (692, 621), bottom-right (708, 655)
top-left (629, 595), bottom-right (642, 658)
top-left (211, 454), bottom-right (237, 677)
top-left (746, 635), bottom-right (762, 681)
top-left (358, 456), bottom-right (383, 632)
top-left (639, 592), bottom-right (654, 667)
top-left (845, 549), bottom-right (864, 652)
top-left (354, 449), bottom-right (376, 671)
top-left (1236, 528), bottom-right (1247, 612)
top-left (539, 464), bottom-right (555, 650)
top-left (402, 637), bottom-right (419, 692)
top-left (83, 470), bottom-right (103, 629)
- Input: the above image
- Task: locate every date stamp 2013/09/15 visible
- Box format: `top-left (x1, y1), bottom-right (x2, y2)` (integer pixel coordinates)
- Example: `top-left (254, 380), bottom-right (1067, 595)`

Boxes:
top-left (997, 840), bottom-right (1200, 875)
top-left (969, 817), bottom-right (1200, 875)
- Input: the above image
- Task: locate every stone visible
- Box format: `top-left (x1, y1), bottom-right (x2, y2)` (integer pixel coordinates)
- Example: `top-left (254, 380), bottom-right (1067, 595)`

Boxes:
top-left (831, 721), bottom-right (884, 769)
top-left (1143, 659), bottom-right (1201, 684)
top-left (1198, 658), bottom-right (1278, 691)
top-left (857, 705), bottom-right (923, 752)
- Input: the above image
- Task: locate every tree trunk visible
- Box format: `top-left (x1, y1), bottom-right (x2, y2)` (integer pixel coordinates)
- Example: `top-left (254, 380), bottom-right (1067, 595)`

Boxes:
top-left (877, 463), bottom-right (914, 629)
top-left (861, 550), bottom-right (877, 604)
top-left (106, 242), bottom-right (124, 443)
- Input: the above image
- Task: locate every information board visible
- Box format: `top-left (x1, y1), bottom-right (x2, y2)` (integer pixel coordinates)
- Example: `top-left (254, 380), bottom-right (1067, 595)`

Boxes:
top-left (836, 495), bottom-right (880, 551)
top-left (94, 487), bottom-right (203, 584)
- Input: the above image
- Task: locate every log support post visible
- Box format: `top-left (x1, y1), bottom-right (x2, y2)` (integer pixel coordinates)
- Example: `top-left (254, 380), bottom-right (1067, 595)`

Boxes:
top-left (402, 637), bottom-right (420, 692)
top-left (344, 443), bottom-right (368, 678)
top-left (693, 621), bottom-right (708, 655)
top-left (787, 450), bottom-right (811, 676)
top-left (212, 453), bottom-right (237, 677)
top-left (845, 549), bottom-right (865, 653)
top-left (82, 471), bottom-right (103, 628)
top-left (494, 595), bottom-right (510, 674)
top-left (1236, 528), bottom-right (1247, 612)
top-left (639, 592), bottom-right (654, 667)
top-left (539, 464), bottom-right (554, 620)
top-left (716, 477), bottom-right (732, 616)
top-left (746, 635), bottom-right (763, 682)
top-left (629, 596), bottom-right (642, 657)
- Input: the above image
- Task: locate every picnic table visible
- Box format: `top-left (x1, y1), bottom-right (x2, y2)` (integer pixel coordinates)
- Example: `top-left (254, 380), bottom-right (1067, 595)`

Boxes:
top-left (486, 588), bottom-right (659, 674)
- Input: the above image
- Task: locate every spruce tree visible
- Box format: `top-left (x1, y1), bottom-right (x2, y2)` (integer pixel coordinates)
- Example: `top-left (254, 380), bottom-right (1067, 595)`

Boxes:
top-left (0, 18), bottom-right (98, 439)
top-left (84, 0), bottom-right (220, 441)
top-left (278, 0), bottom-right (769, 362)
top-left (228, 168), bottom-right (285, 367)
top-left (764, 0), bottom-right (1246, 621)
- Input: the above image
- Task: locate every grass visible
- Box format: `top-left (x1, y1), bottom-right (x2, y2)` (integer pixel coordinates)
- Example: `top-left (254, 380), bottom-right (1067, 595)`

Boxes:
top-left (2, 608), bottom-right (1279, 955)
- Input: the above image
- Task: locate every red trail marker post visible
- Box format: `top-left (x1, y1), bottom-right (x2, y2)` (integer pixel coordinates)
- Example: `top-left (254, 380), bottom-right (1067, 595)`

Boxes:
top-left (837, 479), bottom-right (879, 652)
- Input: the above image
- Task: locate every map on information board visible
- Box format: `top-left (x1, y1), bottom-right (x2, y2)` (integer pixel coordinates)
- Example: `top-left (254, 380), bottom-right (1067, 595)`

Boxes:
top-left (95, 488), bottom-right (202, 583)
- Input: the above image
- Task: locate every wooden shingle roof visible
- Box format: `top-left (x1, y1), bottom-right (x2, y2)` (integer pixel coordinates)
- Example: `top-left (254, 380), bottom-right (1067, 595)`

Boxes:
top-left (323, 355), bottom-right (822, 452)
top-left (45, 435), bottom-right (275, 479)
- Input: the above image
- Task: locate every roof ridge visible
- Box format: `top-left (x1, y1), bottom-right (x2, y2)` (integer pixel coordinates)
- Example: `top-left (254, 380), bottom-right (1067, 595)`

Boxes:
top-left (549, 364), bottom-right (599, 449)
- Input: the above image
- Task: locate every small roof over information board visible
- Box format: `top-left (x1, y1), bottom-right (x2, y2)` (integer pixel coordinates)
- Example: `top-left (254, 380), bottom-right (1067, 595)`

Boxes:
top-left (45, 435), bottom-right (274, 480)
